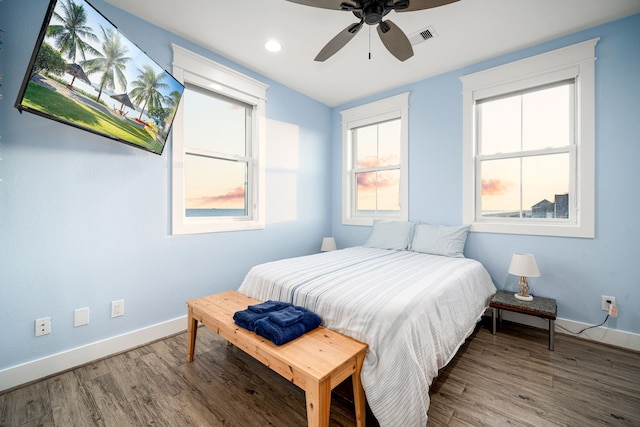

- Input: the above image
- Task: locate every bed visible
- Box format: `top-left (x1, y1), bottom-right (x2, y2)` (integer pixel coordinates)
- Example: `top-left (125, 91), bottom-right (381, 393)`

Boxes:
top-left (237, 222), bottom-right (496, 426)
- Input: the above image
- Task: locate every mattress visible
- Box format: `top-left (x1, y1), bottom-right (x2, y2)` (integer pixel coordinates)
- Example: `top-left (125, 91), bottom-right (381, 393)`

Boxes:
top-left (237, 246), bottom-right (496, 426)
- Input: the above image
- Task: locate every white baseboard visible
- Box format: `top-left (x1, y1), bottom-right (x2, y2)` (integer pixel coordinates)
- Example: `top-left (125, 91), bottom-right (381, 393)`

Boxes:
top-left (0, 315), bottom-right (187, 393)
top-left (3, 312), bottom-right (638, 393)
top-left (498, 311), bottom-right (640, 352)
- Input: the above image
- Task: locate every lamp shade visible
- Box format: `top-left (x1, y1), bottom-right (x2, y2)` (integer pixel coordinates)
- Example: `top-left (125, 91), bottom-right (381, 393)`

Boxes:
top-left (321, 237), bottom-right (337, 252)
top-left (508, 253), bottom-right (540, 277)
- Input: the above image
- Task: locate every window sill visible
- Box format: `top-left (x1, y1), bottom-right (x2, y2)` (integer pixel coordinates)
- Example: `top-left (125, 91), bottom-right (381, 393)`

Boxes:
top-left (172, 218), bottom-right (265, 235)
top-left (470, 221), bottom-right (594, 238)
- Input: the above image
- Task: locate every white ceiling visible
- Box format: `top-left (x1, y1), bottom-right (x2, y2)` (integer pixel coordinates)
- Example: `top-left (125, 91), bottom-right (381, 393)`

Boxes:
top-left (105, 0), bottom-right (640, 107)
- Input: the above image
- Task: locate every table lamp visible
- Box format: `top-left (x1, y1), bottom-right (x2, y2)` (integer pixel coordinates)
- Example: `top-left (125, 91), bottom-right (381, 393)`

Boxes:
top-left (508, 253), bottom-right (540, 301)
top-left (321, 237), bottom-right (337, 252)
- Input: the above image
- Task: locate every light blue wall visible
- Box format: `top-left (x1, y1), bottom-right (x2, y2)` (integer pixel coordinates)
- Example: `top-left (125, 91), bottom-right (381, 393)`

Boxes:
top-left (1, 0), bottom-right (638, 376)
top-left (331, 14), bottom-right (640, 334)
top-left (0, 0), bottom-right (332, 370)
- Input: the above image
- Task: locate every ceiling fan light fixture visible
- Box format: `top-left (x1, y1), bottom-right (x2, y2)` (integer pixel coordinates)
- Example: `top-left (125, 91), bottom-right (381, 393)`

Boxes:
top-left (363, 2), bottom-right (385, 24)
top-left (285, 0), bottom-right (458, 61)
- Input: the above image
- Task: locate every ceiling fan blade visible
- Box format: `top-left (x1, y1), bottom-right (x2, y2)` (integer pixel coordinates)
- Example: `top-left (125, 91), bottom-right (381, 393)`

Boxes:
top-left (315, 21), bottom-right (364, 61)
top-left (377, 20), bottom-right (413, 61)
top-left (285, 0), bottom-right (358, 10)
top-left (395, 0), bottom-right (459, 12)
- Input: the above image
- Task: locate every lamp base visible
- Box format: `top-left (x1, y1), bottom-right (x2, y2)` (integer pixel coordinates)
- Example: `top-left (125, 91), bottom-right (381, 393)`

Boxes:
top-left (514, 293), bottom-right (533, 302)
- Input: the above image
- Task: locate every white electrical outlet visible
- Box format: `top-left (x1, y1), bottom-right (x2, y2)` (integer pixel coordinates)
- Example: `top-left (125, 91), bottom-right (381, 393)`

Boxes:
top-left (601, 295), bottom-right (616, 311)
top-left (111, 299), bottom-right (124, 318)
top-left (74, 307), bottom-right (90, 327)
top-left (35, 317), bottom-right (51, 337)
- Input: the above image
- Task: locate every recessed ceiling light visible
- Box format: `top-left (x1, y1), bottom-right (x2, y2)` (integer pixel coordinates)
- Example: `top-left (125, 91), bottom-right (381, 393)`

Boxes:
top-left (265, 39), bottom-right (282, 53)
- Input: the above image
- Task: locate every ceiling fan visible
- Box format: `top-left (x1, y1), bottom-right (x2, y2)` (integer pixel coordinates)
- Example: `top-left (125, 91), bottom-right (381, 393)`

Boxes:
top-left (285, 0), bottom-right (459, 62)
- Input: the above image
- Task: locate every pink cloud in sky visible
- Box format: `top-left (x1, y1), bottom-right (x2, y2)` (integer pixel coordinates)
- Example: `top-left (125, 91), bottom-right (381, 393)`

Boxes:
top-left (189, 187), bottom-right (245, 207)
top-left (481, 179), bottom-right (513, 196)
top-left (357, 172), bottom-right (396, 191)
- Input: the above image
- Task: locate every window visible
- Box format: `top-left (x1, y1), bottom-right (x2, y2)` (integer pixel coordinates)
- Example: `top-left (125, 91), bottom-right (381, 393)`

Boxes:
top-left (171, 45), bottom-right (267, 234)
top-left (341, 93), bottom-right (409, 226)
top-left (461, 39), bottom-right (597, 238)
top-left (477, 82), bottom-right (574, 220)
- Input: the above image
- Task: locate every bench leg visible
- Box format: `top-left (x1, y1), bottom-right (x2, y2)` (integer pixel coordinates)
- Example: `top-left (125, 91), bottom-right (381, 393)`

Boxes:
top-left (491, 307), bottom-right (497, 334)
top-left (353, 353), bottom-right (366, 427)
top-left (187, 307), bottom-right (198, 362)
top-left (305, 378), bottom-right (331, 427)
top-left (549, 319), bottom-right (555, 351)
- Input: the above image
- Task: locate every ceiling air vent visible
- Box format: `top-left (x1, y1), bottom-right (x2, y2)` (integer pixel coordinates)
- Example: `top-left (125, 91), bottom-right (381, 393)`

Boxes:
top-left (409, 26), bottom-right (438, 46)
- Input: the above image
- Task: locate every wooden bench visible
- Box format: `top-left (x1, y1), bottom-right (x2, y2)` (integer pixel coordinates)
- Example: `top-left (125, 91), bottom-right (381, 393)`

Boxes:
top-left (186, 290), bottom-right (368, 427)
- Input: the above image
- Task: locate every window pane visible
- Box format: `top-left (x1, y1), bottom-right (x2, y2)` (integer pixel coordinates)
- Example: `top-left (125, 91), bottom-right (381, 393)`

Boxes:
top-left (478, 97), bottom-right (522, 155)
top-left (355, 119), bottom-right (400, 168)
top-left (480, 158), bottom-right (521, 217)
top-left (480, 153), bottom-right (569, 219)
top-left (522, 85), bottom-right (572, 151)
top-left (183, 85), bottom-right (247, 156)
top-left (184, 154), bottom-right (247, 217)
top-left (523, 153), bottom-right (569, 218)
top-left (479, 83), bottom-right (573, 155)
top-left (377, 120), bottom-right (401, 166)
top-left (356, 169), bottom-right (400, 215)
top-left (355, 126), bottom-right (377, 168)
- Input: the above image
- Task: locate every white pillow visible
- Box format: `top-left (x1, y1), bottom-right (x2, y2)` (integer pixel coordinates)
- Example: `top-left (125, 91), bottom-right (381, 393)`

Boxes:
top-left (364, 220), bottom-right (416, 250)
top-left (410, 224), bottom-right (470, 257)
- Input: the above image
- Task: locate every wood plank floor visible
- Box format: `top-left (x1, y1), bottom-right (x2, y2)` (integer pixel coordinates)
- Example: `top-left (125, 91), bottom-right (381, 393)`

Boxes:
top-left (1, 320), bottom-right (639, 426)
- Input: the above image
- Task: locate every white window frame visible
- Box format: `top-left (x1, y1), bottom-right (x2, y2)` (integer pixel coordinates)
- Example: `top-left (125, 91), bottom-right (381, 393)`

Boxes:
top-left (341, 93), bottom-right (409, 226)
top-left (461, 39), bottom-right (598, 238)
top-left (171, 44), bottom-right (267, 234)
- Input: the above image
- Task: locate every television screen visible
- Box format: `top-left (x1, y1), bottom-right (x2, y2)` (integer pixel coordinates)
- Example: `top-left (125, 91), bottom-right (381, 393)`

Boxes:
top-left (14, 0), bottom-right (184, 155)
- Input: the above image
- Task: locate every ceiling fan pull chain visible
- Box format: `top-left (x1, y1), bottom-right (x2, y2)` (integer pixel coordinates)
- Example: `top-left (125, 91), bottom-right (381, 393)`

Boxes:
top-left (368, 25), bottom-right (372, 60)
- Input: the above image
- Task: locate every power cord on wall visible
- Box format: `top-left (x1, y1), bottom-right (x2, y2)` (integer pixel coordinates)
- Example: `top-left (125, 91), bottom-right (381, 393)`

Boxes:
top-left (555, 314), bottom-right (609, 335)
top-left (555, 297), bottom-right (617, 335)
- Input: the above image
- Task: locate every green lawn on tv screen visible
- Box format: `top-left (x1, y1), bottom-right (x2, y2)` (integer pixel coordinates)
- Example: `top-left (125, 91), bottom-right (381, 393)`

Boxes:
top-left (21, 81), bottom-right (162, 153)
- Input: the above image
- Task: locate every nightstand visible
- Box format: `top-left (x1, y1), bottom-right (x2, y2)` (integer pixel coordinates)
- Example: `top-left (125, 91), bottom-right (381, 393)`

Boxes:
top-left (490, 290), bottom-right (557, 351)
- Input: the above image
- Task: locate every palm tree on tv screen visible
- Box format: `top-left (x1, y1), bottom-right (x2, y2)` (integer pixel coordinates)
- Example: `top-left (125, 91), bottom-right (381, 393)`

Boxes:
top-left (165, 90), bottom-right (182, 112)
top-left (130, 65), bottom-right (169, 121)
top-left (82, 26), bottom-right (130, 103)
top-left (47, 0), bottom-right (99, 63)
top-left (164, 90), bottom-right (182, 126)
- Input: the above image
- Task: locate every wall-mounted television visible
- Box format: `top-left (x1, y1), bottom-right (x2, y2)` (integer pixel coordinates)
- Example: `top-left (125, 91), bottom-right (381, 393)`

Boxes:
top-left (14, 0), bottom-right (184, 155)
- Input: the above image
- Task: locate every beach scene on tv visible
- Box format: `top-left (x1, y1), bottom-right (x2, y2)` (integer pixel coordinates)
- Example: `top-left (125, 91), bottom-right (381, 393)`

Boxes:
top-left (18, 0), bottom-right (184, 155)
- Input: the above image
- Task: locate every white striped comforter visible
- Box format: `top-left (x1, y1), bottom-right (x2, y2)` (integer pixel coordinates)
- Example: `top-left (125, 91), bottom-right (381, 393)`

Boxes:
top-left (237, 246), bottom-right (496, 426)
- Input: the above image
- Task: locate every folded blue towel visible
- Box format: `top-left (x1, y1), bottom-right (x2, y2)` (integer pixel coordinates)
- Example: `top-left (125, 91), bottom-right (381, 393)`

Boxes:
top-left (234, 300), bottom-right (292, 331)
top-left (233, 309), bottom-right (268, 331)
top-left (254, 306), bottom-right (322, 345)
top-left (294, 306), bottom-right (322, 331)
top-left (247, 300), bottom-right (291, 314)
top-left (268, 306), bottom-right (304, 327)
top-left (255, 318), bottom-right (307, 345)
